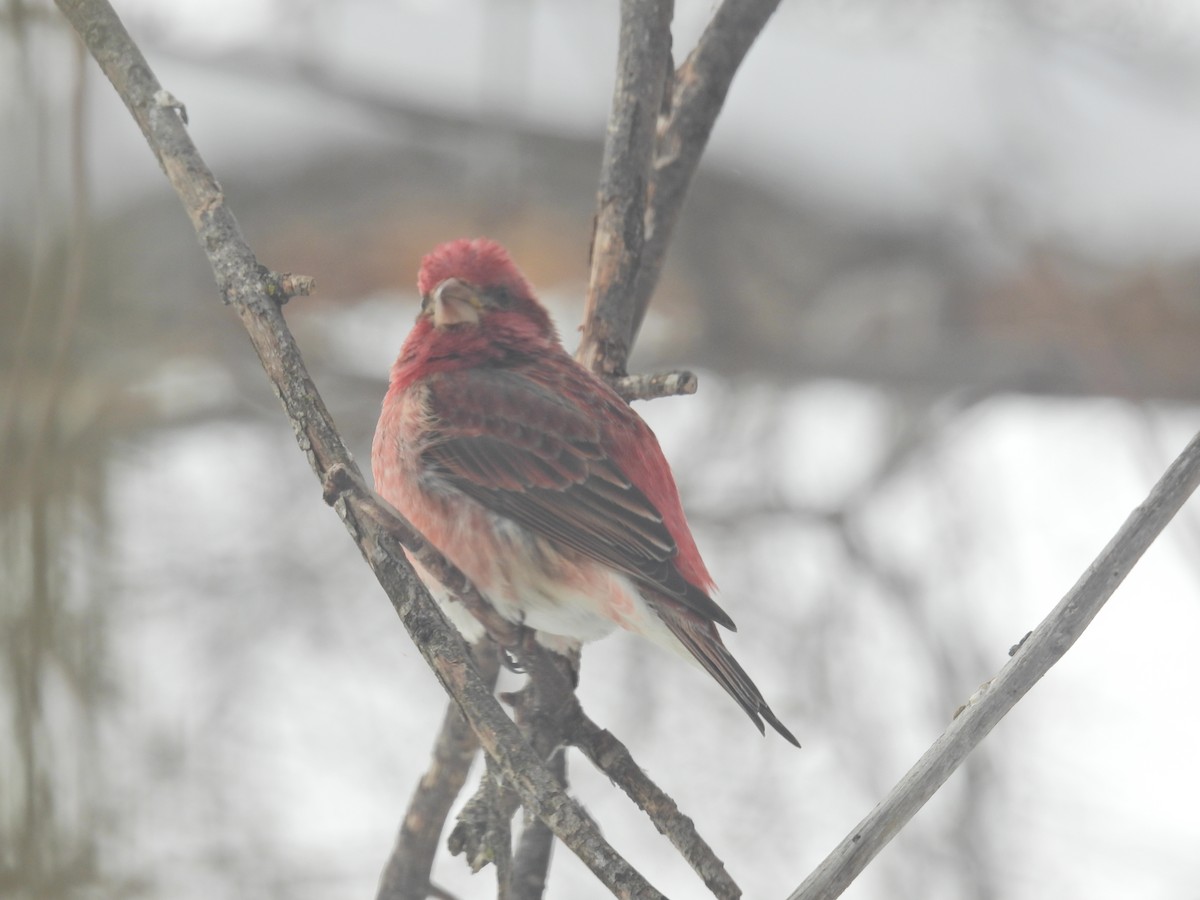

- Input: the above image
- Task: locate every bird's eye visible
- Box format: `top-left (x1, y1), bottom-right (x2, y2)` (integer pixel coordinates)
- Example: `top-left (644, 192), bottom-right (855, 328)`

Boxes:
top-left (488, 287), bottom-right (515, 309)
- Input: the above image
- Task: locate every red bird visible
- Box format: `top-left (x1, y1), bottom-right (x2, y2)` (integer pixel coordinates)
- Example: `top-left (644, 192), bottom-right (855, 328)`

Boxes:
top-left (372, 238), bottom-right (797, 745)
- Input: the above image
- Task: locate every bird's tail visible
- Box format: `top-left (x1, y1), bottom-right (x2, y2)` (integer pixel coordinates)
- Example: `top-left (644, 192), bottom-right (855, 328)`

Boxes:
top-left (654, 597), bottom-right (800, 747)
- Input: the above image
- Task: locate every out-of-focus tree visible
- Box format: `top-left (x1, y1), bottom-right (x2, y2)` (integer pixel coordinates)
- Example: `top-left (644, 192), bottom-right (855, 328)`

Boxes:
top-left (5, 0), bottom-right (1200, 898)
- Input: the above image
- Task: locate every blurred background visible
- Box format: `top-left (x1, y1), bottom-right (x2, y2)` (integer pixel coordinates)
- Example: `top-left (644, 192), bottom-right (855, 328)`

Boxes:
top-left (4, 1), bottom-right (1200, 897)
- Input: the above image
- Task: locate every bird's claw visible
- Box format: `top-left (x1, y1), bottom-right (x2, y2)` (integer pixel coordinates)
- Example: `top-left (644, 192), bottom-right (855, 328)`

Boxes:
top-left (500, 647), bottom-right (526, 674)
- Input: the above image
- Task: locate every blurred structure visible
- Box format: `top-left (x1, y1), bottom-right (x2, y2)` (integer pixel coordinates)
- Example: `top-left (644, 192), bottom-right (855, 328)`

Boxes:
top-left (3, 1), bottom-right (1200, 898)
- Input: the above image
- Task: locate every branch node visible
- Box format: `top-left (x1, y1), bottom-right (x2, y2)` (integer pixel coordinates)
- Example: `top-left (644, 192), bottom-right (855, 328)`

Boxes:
top-left (1009, 630), bottom-right (1033, 657)
top-left (612, 369), bottom-right (699, 402)
top-left (263, 269), bottom-right (316, 305)
top-left (321, 461), bottom-right (358, 506)
top-left (953, 679), bottom-right (993, 719)
top-left (499, 647), bottom-right (527, 674)
top-left (152, 87), bottom-right (188, 124)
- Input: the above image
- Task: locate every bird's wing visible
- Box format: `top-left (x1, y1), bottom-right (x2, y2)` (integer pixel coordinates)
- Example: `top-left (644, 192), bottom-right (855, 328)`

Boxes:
top-left (422, 368), bottom-right (735, 630)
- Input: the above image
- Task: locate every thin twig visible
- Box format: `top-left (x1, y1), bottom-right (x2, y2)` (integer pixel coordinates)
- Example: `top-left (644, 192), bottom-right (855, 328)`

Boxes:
top-left (444, 623), bottom-right (742, 899)
top-left (504, 640), bottom-right (577, 899)
top-left (447, 634), bottom-right (575, 881)
top-left (788, 428), bottom-right (1200, 900)
top-left (611, 369), bottom-right (698, 402)
top-left (571, 712), bottom-right (742, 900)
top-left (55, 2), bottom-right (664, 896)
top-left (377, 641), bottom-right (500, 900)
top-left (446, 747), bottom-right (522, 875)
top-left (511, 750), bottom-right (565, 900)
top-left (485, 754), bottom-right (515, 899)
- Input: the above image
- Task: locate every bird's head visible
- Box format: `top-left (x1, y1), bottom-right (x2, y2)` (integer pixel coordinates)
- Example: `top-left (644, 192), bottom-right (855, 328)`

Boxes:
top-left (409, 238), bottom-right (559, 353)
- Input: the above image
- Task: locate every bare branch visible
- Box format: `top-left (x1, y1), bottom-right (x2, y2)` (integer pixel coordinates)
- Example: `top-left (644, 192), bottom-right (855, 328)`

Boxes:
top-left (323, 465), bottom-right (522, 648)
top-left (511, 750), bottom-right (564, 900)
top-left (611, 369), bottom-right (698, 402)
top-left (578, 0), bottom-right (674, 377)
top-left (630, 0), bottom-right (782, 340)
top-left (504, 641), bottom-right (578, 898)
top-left (55, 2), bottom-right (665, 896)
top-left (448, 633), bottom-right (576, 884)
top-left (486, 755), bottom-right (516, 898)
top-left (269, 270), bottom-right (316, 303)
top-left (578, 0), bottom-right (778, 395)
top-left (571, 713), bottom-right (742, 900)
top-left (446, 625), bottom-right (744, 898)
top-left (788, 428), bottom-right (1200, 900)
top-left (377, 641), bottom-right (500, 900)
top-left (579, 0), bottom-right (781, 371)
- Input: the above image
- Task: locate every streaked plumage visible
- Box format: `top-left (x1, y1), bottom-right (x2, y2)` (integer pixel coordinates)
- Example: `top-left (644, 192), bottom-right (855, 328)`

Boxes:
top-left (372, 238), bottom-right (797, 745)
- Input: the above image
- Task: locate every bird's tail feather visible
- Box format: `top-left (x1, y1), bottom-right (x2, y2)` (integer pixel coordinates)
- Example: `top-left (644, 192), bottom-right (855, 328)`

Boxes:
top-left (654, 598), bottom-right (800, 747)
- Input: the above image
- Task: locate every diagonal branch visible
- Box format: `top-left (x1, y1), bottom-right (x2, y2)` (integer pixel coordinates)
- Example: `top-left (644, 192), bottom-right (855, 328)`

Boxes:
top-left (444, 613), bottom-right (743, 898)
top-left (55, 2), bottom-right (664, 896)
top-left (511, 750), bottom-right (564, 900)
top-left (630, 0), bottom-right (782, 342)
top-left (445, 633), bottom-right (576, 880)
top-left (579, 0), bottom-right (782, 374)
top-left (570, 711), bottom-right (742, 899)
top-left (377, 640), bottom-right (501, 900)
top-left (788, 428), bottom-right (1200, 900)
top-left (578, 0), bottom-right (674, 378)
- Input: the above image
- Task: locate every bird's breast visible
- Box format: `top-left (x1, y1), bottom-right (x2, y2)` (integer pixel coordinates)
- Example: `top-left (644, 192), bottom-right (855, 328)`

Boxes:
top-left (371, 379), bottom-right (669, 648)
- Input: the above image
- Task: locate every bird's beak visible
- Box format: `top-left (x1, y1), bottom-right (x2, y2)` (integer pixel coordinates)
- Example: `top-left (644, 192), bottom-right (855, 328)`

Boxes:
top-left (430, 278), bottom-right (482, 328)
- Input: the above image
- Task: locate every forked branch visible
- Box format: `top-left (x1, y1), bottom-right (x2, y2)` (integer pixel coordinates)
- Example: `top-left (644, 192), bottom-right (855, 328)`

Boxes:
top-left (579, 0), bottom-right (783, 374)
top-left (55, 1), bottom-right (663, 896)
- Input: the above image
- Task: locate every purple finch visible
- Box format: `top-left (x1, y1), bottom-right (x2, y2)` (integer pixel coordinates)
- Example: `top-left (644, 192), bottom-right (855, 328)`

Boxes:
top-left (372, 238), bottom-right (797, 745)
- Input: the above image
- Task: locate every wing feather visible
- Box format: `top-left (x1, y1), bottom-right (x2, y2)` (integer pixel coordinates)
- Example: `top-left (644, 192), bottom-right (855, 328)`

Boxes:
top-left (422, 369), bottom-right (735, 630)
top-left (654, 596), bottom-right (800, 746)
